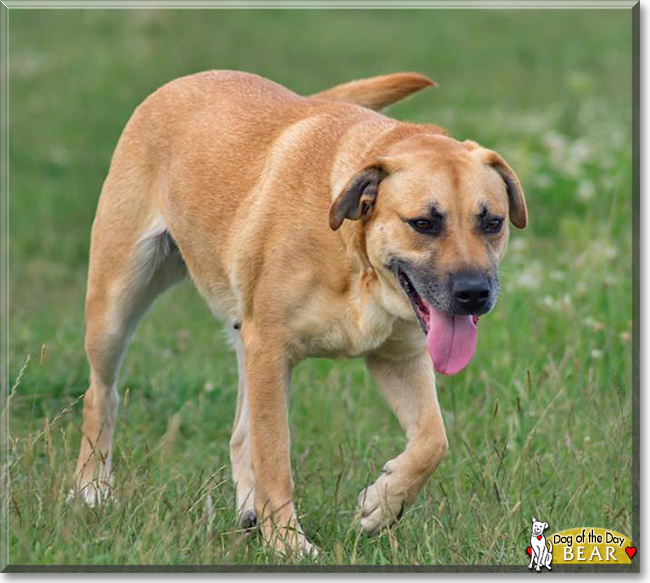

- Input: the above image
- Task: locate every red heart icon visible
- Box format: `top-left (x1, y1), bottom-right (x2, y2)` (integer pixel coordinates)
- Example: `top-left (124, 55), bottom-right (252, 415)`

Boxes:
top-left (526, 547), bottom-right (532, 556)
top-left (537, 535), bottom-right (542, 540)
top-left (625, 547), bottom-right (637, 559)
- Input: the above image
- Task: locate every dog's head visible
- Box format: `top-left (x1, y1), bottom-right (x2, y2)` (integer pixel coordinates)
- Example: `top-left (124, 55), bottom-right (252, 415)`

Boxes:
top-left (531, 517), bottom-right (548, 536)
top-left (330, 134), bottom-right (526, 374)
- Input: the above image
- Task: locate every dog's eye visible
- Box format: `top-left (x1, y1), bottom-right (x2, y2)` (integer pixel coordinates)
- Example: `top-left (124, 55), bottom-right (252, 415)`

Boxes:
top-left (483, 217), bottom-right (504, 234)
top-left (414, 219), bottom-right (432, 231)
top-left (408, 217), bottom-right (442, 236)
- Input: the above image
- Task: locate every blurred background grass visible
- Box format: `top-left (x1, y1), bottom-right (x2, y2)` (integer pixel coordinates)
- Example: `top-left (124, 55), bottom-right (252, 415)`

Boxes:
top-left (7, 8), bottom-right (633, 566)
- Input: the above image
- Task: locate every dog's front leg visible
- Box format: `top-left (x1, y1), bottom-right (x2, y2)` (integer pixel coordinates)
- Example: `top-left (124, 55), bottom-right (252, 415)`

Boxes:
top-left (359, 351), bottom-right (448, 535)
top-left (242, 325), bottom-right (315, 556)
top-left (528, 540), bottom-right (537, 569)
top-left (527, 545), bottom-right (535, 569)
top-left (536, 546), bottom-right (545, 571)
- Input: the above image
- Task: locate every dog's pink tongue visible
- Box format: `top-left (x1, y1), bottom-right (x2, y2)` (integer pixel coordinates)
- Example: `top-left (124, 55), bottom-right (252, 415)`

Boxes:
top-left (426, 308), bottom-right (478, 375)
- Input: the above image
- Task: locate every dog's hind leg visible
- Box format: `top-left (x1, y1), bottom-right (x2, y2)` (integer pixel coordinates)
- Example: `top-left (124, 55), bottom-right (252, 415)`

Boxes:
top-left (71, 208), bottom-right (186, 506)
top-left (545, 542), bottom-right (553, 570)
top-left (229, 330), bottom-right (257, 529)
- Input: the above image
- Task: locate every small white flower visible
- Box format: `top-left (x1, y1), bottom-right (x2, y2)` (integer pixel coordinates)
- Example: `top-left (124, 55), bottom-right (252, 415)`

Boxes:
top-left (570, 138), bottom-right (592, 164)
top-left (542, 296), bottom-right (556, 308)
top-left (577, 180), bottom-right (595, 201)
top-left (590, 349), bottom-right (603, 359)
top-left (603, 245), bottom-right (618, 260)
top-left (514, 261), bottom-right (542, 289)
top-left (510, 238), bottom-right (528, 253)
top-left (583, 317), bottom-right (605, 331)
top-left (204, 382), bottom-right (215, 392)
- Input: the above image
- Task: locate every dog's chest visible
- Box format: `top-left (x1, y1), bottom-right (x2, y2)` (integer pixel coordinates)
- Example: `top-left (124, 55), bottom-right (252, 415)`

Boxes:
top-left (531, 535), bottom-right (546, 547)
top-left (289, 300), bottom-right (399, 360)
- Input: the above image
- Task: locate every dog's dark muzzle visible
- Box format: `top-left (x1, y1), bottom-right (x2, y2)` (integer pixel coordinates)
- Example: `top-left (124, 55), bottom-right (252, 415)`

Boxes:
top-left (449, 269), bottom-right (495, 316)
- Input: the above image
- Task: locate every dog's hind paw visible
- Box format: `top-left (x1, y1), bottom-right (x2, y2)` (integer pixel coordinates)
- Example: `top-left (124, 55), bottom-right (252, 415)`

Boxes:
top-left (239, 508), bottom-right (258, 530)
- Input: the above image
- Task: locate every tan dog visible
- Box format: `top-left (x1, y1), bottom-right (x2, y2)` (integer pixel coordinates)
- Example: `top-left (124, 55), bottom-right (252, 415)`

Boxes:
top-left (70, 70), bottom-right (527, 556)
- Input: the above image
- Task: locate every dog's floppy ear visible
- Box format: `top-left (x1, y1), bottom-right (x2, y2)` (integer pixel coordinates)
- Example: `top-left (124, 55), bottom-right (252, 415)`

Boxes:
top-left (465, 141), bottom-right (528, 229)
top-left (543, 522), bottom-right (548, 530)
top-left (329, 164), bottom-right (387, 231)
top-left (532, 517), bottom-right (536, 523)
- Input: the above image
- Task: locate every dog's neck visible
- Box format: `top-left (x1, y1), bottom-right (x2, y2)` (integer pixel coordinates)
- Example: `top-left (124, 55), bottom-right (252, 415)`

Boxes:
top-left (337, 220), bottom-right (373, 270)
top-left (335, 221), bottom-right (408, 327)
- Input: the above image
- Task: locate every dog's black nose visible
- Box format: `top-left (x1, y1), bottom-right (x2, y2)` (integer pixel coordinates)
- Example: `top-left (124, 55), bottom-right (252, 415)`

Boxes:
top-left (451, 270), bottom-right (491, 314)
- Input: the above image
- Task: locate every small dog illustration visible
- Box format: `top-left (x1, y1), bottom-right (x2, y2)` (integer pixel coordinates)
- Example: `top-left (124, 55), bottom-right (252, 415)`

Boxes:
top-left (528, 517), bottom-right (553, 571)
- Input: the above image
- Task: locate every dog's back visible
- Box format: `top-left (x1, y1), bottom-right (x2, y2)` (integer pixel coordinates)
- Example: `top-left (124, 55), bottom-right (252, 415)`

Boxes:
top-left (98, 71), bottom-right (435, 315)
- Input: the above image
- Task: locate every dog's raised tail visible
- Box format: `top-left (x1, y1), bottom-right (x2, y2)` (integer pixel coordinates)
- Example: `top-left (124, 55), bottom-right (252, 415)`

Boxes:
top-left (310, 72), bottom-right (436, 111)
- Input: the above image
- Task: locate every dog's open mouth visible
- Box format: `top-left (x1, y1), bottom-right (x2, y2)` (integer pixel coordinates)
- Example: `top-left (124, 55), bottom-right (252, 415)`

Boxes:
top-left (396, 268), bottom-right (479, 376)
top-left (396, 269), bottom-right (430, 333)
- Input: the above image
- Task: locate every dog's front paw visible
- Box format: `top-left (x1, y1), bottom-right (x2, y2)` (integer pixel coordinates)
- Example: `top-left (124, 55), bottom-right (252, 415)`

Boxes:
top-left (262, 520), bottom-right (319, 559)
top-left (357, 464), bottom-right (408, 535)
top-left (67, 477), bottom-right (115, 508)
top-left (284, 532), bottom-right (319, 559)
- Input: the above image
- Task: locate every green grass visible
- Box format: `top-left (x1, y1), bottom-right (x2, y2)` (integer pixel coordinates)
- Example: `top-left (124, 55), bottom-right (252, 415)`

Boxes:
top-left (7, 8), bottom-right (633, 567)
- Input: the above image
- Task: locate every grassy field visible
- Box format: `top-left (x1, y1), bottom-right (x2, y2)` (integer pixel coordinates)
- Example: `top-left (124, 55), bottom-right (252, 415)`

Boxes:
top-left (6, 8), bottom-right (634, 567)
